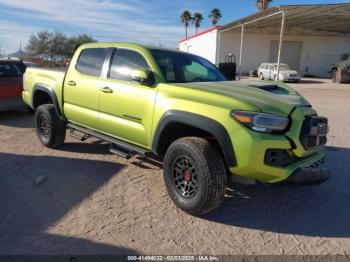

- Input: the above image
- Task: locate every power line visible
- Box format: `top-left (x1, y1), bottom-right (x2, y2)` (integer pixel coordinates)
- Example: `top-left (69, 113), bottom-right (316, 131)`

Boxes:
top-left (0, 29), bottom-right (33, 34)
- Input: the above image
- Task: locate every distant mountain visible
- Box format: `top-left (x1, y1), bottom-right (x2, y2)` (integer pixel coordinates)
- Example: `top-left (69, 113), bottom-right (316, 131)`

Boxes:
top-left (7, 50), bottom-right (65, 61)
top-left (8, 49), bottom-right (28, 58)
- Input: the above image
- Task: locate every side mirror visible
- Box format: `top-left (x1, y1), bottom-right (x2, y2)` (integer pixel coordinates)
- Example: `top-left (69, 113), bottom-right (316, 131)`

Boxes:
top-left (130, 69), bottom-right (155, 87)
top-left (131, 69), bottom-right (148, 84)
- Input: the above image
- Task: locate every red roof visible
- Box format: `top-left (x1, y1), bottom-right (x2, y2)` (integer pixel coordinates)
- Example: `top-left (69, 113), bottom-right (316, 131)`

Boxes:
top-left (178, 26), bottom-right (221, 44)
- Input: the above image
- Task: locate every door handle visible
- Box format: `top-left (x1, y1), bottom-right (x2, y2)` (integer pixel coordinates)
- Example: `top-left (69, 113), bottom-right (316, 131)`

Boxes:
top-left (67, 80), bottom-right (76, 86)
top-left (101, 87), bottom-right (113, 93)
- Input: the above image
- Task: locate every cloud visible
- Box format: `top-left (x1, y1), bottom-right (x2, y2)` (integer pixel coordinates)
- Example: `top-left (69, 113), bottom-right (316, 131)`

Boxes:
top-left (0, 0), bottom-right (194, 54)
top-left (0, 19), bottom-right (47, 55)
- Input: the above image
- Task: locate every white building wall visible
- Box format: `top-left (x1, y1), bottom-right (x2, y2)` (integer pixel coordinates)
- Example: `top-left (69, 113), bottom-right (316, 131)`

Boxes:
top-left (179, 29), bottom-right (218, 64)
top-left (219, 32), bottom-right (350, 77)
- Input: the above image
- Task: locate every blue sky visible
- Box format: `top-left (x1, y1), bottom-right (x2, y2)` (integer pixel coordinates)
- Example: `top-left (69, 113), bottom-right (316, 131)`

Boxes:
top-left (0, 0), bottom-right (349, 54)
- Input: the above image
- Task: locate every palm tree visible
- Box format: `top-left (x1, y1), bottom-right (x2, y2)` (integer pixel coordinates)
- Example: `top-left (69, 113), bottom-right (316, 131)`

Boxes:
top-left (193, 13), bottom-right (204, 34)
top-left (256, 0), bottom-right (273, 11)
top-left (209, 8), bottom-right (222, 26)
top-left (180, 10), bottom-right (192, 37)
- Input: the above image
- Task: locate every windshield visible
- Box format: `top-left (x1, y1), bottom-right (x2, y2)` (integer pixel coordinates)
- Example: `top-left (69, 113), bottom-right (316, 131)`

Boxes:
top-left (0, 62), bottom-right (26, 77)
top-left (150, 49), bottom-right (226, 83)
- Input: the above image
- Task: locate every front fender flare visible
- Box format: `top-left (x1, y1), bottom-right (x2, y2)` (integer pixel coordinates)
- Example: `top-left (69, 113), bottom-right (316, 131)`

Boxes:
top-left (152, 110), bottom-right (236, 166)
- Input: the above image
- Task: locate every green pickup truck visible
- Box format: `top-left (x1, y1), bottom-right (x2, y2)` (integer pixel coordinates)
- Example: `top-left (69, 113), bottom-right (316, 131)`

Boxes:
top-left (23, 43), bottom-right (330, 215)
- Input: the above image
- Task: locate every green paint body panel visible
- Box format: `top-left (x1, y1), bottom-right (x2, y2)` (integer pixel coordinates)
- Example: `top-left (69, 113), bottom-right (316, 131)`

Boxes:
top-left (22, 42), bottom-right (327, 183)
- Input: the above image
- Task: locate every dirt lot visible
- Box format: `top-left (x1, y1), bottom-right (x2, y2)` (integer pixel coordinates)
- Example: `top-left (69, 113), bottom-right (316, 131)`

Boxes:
top-left (0, 78), bottom-right (349, 255)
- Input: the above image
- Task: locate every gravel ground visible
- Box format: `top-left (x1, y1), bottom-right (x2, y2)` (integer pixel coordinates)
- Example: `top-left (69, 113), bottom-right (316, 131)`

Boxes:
top-left (0, 78), bottom-right (349, 255)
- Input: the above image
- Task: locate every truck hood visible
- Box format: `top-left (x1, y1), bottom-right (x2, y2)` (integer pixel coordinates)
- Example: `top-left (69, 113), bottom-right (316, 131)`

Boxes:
top-left (174, 80), bottom-right (310, 115)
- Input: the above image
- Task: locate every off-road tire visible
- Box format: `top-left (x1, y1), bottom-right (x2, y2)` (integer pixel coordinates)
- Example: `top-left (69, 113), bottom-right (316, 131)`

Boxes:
top-left (163, 137), bottom-right (227, 216)
top-left (35, 104), bottom-right (66, 148)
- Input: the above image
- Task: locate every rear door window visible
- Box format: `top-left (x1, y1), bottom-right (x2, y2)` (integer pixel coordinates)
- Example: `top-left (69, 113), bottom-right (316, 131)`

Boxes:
top-left (76, 48), bottom-right (107, 77)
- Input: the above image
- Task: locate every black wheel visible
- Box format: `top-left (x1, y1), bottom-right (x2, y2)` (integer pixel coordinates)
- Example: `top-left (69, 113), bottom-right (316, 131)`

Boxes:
top-left (163, 137), bottom-right (227, 216)
top-left (260, 73), bottom-right (264, 80)
top-left (35, 104), bottom-right (66, 148)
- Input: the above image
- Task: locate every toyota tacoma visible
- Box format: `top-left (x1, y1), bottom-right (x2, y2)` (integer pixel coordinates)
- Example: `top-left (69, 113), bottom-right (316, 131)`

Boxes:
top-left (23, 43), bottom-right (330, 215)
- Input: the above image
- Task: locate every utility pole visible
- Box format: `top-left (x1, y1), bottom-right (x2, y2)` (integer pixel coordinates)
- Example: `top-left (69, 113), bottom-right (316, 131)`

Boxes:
top-left (19, 42), bottom-right (23, 60)
top-left (276, 11), bottom-right (286, 81)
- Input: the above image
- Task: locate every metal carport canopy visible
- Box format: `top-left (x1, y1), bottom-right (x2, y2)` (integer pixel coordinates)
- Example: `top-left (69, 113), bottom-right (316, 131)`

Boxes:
top-left (218, 3), bottom-right (350, 80)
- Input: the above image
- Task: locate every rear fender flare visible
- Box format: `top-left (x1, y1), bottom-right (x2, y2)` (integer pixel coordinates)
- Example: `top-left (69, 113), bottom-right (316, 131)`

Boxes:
top-left (32, 84), bottom-right (65, 120)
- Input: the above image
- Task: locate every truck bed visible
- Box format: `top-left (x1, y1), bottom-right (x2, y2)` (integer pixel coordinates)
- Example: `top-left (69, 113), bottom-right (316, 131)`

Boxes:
top-left (37, 67), bottom-right (68, 73)
top-left (22, 67), bottom-right (66, 111)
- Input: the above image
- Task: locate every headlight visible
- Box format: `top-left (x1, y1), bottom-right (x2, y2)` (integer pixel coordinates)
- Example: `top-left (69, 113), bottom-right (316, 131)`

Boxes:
top-left (232, 111), bottom-right (289, 133)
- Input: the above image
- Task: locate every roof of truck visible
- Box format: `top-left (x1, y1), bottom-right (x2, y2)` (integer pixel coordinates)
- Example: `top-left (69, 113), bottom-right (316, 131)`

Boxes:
top-left (80, 42), bottom-right (178, 52)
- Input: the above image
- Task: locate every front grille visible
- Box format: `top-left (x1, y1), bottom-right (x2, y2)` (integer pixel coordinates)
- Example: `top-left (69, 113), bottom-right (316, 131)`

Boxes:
top-left (300, 115), bottom-right (328, 150)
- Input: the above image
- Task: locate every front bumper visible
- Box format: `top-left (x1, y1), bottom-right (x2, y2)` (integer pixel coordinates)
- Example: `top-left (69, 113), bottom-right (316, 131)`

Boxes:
top-left (278, 158), bottom-right (331, 185)
top-left (228, 139), bottom-right (328, 183)
top-left (228, 107), bottom-right (330, 184)
top-left (281, 76), bottom-right (301, 82)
